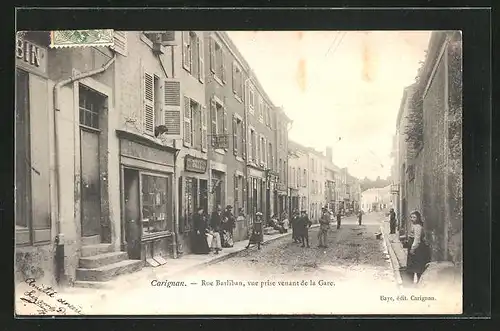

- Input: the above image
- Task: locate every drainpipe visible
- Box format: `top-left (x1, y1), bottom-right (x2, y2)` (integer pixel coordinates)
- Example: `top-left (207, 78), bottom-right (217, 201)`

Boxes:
top-left (53, 54), bottom-right (116, 284)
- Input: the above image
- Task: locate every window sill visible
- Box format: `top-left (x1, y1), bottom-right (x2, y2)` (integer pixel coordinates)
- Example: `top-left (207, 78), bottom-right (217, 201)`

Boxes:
top-left (215, 149), bottom-right (226, 155)
top-left (236, 156), bottom-right (244, 162)
top-left (234, 94), bottom-right (243, 103)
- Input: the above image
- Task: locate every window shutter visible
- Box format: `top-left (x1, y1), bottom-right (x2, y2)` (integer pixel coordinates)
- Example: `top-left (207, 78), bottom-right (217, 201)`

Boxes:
top-left (112, 31), bottom-right (127, 56)
top-left (210, 37), bottom-right (216, 74)
top-left (201, 105), bottom-right (208, 152)
top-left (183, 96), bottom-right (192, 147)
top-left (221, 50), bottom-right (226, 83)
top-left (232, 115), bottom-right (238, 155)
top-left (244, 82), bottom-right (249, 112)
top-left (198, 34), bottom-right (205, 83)
top-left (232, 63), bottom-right (236, 93)
top-left (163, 79), bottom-right (181, 137)
top-left (248, 130), bottom-right (253, 161)
top-left (182, 31), bottom-right (191, 72)
top-left (255, 133), bottom-right (259, 164)
top-left (242, 123), bottom-right (246, 160)
top-left (223, 107), bottom-right (228, 151)
top-left (143, 71), bottom-right (155, 135)
top-left (210, 98), bottom-right (217, 146)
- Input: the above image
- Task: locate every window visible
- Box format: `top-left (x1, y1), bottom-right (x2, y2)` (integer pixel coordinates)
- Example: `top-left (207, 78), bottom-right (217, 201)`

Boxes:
top-left (182, 31), bottom-right (204, 83)
top-left (80, 85), bottom-right (104, 130)
top-left (210, 97), bottom-right (228, 150)
top-left (249, 129), bottom-right (256, 162)
top-left (303, 170), bottom-right (307, 187)
top-left (233, 116), bottom-right (243, 157)
top-left (184, 98), bottom-right (204, 150)
top-left (16, 69), bottom-right (31, 244)
top-left (298, 167), bottom-right (301, 187)
top-left (210, 38), bottom-right (226, 83)
top-left (249, 88), bottom-right (255, 113)
top-left (268, 142), bottom-right (273, 170)
top-left (141, 174), bottom-right (173, 236)
top-left (234, 174), bottom-right (242, 214)
top-left (261, 137), bottom-right (266, 166)
top-left (232, 62), bottom-right (243, 99)
top-left (258, 97), bottom-right (264, 123)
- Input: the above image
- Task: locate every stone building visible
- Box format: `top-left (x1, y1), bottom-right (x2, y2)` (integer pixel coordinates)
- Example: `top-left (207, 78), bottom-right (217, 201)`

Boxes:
top-left (288, 140), bottom-right (310, 215)
top-left (307, 148), bottom-right (326, 223)
top-left (395, 31), bottom-right (463, 264)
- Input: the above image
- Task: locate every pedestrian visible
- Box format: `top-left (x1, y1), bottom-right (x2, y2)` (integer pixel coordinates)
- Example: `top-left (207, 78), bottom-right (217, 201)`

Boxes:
top-left (406, 210), bottom-right (431, 283)
top-left (291, 209), bottom-right (300, 243)
top-left (209, 205), bottom-right (223, 254)
top-left (298, 210), bottom-right (312, 248)
top-left (336, 210), bottom-right (342, 229)
top-left (222, 205), bottom-right (235, 247)
top-left (358, 209), bottom-right (363, 226)
top-left (389, 208), bottom-right (397, 234)
top-left (318, 207), bottom-right (330, 248)
top-left (191, 207), bottom-right (210, 254)
top-left (246, 211), bottom-right (264, 250)
top-left (281, 212), bottom-right (289, 233)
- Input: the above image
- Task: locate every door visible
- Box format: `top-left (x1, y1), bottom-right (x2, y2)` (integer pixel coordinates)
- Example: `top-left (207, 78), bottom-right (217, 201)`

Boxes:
top-left (200, 180), bottom-right (208, 214)
top-left (80, 129), bottom-right (101, 237)
top-left (124, 168), bottom-right (141, 259)
top-left (266, 188), bottom-right (271, 219)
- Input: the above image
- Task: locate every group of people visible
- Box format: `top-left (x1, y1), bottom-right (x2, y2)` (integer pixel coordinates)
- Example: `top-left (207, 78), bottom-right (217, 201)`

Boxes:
top-left (191, 204), bottom-right (242, 255)
top-left (267, 213), bottom-right (290, 234)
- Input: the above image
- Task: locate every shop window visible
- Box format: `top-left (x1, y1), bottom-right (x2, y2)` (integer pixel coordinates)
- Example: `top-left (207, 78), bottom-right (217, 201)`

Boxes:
top-left (141, 174), bottom-right (172, 236)
top-left (15, 69), bottom-right (31, 245)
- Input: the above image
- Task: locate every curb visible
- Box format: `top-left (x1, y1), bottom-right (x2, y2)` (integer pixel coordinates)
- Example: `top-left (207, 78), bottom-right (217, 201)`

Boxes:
top-left (380, 224), bottom-right (404, 289)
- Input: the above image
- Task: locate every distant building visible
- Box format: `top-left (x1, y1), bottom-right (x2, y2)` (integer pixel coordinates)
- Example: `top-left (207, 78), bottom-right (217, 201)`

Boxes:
top-left (360, 185), bottom-right (392, 213)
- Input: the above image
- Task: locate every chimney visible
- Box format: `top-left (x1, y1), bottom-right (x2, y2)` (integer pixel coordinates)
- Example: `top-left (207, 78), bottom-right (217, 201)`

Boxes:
top-left (326, 146), bottom-right (333, 162)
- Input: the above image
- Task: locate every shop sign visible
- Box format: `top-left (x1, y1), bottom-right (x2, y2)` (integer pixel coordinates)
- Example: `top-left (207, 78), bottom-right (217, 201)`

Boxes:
top-left (16, 36), bottom-right (47, 76)
top-left (185, 155), bottom-right (207, 173)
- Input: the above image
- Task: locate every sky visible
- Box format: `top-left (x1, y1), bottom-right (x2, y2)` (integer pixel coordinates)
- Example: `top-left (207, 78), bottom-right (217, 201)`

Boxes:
top-left (227, 31), bottom-right (431, 180)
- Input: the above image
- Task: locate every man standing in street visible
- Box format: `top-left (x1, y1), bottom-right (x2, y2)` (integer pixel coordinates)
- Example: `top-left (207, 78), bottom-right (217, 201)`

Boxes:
top-left (299, 210), bottom-right (312, 248)
top-left (336, 209), bottom-right (342, 229)
top-left (318, 207), bottom-right (330, 248)
top-left (389, 208), bottom-right (397, 234)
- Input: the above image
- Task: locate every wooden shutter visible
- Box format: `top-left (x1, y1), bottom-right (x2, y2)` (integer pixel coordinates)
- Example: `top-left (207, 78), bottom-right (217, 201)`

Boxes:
top-left (232, 63), bottom-right (236, 93)
top-left (112, 31), bottom-right (127, 56)
top-left (232, 115), bottom-right (238, 155)
top-left (223, 107), bottom-right (228, 151)
top-left (248, 130), bottom-right (253, 161)
top-left (201, 105), bottom-right (208, 152)
top-left (210, 37), bottom-right (216, 74)
top-left (163, 79), bottom-right (181, 137)
top-left (221, 50), bottom-right (226, 83)
top-left (234, 174), bottom-right (239, 211)
top-left (210, 98), bottom-right (217, 146)
top-left (198, 34), bottom-right (205, 83)
top-left (183, 96), bottom-right (192, 147)
top-left (242, 121), bottom-right (246, 160)
top-left (244, 81), bottom-right (249, 113)
top-left (182, 31), bottom-right (191, 71)
top-left (143, 71), bottom-right (155, 135)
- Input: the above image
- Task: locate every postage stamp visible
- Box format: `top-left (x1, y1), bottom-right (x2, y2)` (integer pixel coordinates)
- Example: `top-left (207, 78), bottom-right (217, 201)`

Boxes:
top-left (50, 29), bottom-right (114, 48)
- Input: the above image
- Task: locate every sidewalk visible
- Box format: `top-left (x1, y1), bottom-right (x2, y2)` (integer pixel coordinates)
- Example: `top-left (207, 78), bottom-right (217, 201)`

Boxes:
top-left (379, 215), bottom-right (407, 287)
top-left (62, 225), bottom-right (319, 294)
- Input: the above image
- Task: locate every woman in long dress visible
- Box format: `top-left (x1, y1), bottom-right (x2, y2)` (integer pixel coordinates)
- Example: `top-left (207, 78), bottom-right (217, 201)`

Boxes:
top-left (406, 210), bottom-right (431, 283)
top-left (246, 212), bottom-right (264, 250)
top-left (191, 207), bottom-right (210, 254)
top-left (222, 205), bottom-right (235, 247)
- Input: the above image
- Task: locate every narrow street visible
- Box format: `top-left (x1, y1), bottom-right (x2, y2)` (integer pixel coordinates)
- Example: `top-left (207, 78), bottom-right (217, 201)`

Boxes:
top-left (82, 213), bottom-right (409, 315)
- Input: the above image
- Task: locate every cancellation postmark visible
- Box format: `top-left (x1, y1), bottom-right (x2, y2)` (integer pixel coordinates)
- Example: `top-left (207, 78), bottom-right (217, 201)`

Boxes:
top-left (50, 29), bottom-right (114, 48)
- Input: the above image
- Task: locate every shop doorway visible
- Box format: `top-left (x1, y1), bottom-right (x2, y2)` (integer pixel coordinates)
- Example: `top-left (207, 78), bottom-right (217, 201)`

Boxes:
top-left (123, 168), bottom-right (141, 259)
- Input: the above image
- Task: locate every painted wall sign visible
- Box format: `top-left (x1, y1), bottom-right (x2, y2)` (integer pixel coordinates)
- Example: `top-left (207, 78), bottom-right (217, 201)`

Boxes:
top-left (16, 37), bottom-right (48, 76)
top-left (185, 155), bottom-right (207, 173)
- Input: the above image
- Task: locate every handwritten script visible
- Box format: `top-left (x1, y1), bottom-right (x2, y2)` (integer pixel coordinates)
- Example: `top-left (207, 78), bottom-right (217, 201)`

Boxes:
top-left (18, 278), bottom-right (83, 315)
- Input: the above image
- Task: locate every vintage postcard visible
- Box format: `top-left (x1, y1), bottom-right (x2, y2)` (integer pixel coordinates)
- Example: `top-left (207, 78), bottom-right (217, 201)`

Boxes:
top-left (15, 29), bottom-right (463, 316)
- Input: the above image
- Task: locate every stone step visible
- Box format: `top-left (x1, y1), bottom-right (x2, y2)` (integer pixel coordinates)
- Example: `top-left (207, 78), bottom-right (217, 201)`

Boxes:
top-left (72, 280), bottom-right (112, 289)
top-left (76, 259), bottom-right (144, 282)
top-left (79, 251), bottom-right (128, 269)
top-left (81, 243), bottom-right (114, 257)
top-left (81, 235), bottom-right (101, 246)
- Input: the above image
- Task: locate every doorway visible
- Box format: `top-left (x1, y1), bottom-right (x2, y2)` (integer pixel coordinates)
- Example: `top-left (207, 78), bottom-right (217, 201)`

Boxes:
top-left (79, 86), bottom-right (105, 238)
top-left (123, 168), bottom-right (141, 259)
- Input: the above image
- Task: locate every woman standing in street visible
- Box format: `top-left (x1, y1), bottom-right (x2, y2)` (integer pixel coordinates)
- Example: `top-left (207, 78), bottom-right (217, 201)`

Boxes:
top-left (222, 205), bottom-right (235, 248)
top-left (246, 212), bottom-right (264, 250)
top-left (406, 210), bottom-right (431, 283)
top-left (191, 207), bottom-right (210, 254)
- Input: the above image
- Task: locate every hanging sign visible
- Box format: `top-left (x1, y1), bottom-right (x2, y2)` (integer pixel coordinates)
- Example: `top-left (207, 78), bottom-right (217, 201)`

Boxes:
top-left (185, 155), bottom-right (207, 173)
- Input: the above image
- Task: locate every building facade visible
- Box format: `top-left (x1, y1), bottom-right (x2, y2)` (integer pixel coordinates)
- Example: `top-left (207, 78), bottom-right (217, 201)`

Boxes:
top-left (288, 141), bottom-right (309, 215)
top-left (307, 148), bottom-right (325, 223)
top-left (360, 185), bottom-right (392, 213)
top-left (395, 31), bottom-right (463, 264)
top-left (275, 107), bottom-right (292, 219)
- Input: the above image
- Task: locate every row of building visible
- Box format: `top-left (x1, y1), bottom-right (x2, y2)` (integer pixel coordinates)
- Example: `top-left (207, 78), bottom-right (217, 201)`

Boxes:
top-left (15, 30), bottom-right (359, 286)
top-left (390, 31), bottom-right (463, 265)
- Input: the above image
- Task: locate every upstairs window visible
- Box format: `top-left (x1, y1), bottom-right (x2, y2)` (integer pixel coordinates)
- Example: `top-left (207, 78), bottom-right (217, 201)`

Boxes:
top-left (210, 38), bottom-right (226, 84)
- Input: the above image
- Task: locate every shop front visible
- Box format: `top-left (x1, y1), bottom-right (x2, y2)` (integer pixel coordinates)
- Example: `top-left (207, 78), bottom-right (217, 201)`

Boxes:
top-left (178, 155), bottom-right (209, 254)
top-left (276, 182), bottom-right (288, 219)
top-left (15, 33), bottom-right (54, 283)
top-left (247, 167), bottom-right (265, 224)
top-left (118, 130), bottom-right (177, 266)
